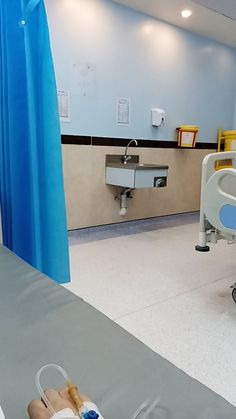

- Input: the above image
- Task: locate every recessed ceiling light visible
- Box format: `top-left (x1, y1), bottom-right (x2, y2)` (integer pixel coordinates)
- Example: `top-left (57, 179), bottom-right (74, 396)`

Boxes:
top-left (181, 9), bottom-right (192, 18)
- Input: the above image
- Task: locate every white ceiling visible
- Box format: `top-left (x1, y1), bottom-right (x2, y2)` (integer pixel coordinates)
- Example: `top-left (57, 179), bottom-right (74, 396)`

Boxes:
top-left (193, 0), bottom-right (236, 20)
top-left (112, 0), bottom-right (236, 48)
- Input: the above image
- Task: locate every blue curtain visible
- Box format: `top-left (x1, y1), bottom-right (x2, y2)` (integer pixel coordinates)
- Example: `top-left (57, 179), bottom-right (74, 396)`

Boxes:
top-left (0, 0), bottom-right (70, 283)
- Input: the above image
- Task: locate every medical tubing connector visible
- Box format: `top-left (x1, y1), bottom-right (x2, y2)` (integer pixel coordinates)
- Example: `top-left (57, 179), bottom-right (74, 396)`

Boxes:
top-left (36, 364), bottom-right (71, 416)
top-left (36, 364), bottom-right (159, 419)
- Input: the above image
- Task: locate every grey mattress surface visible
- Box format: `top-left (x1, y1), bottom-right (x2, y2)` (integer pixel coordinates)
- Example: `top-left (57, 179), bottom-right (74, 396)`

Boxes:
top-left (0, 245), bottom-right (235, 418)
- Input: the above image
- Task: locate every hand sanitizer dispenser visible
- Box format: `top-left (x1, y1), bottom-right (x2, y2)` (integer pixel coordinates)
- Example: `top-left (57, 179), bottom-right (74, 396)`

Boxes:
top-left (151, 108), bottom-right (165, 127)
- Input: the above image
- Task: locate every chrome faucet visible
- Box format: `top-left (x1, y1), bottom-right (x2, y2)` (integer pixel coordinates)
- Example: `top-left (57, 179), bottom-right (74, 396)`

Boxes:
top-left (121, 139), bottom-right (138, 164)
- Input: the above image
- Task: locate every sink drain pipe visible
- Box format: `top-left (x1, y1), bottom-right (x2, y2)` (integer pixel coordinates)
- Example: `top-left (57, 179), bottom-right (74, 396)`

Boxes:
top-left (120, 188), bottom-right (133, 216)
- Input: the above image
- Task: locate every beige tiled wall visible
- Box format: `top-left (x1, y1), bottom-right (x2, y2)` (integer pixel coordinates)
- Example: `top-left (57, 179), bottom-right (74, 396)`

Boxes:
top-left (62, 145), bottom-right (212, 230)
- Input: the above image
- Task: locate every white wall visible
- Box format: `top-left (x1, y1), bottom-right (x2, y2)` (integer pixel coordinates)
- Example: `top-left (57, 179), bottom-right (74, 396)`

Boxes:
top-left (45, 0), bottom-right (236, 143)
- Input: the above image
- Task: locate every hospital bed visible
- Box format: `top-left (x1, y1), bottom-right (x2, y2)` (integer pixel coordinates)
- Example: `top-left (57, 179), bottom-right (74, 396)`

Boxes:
top-left (195, 151), bottom-right (236, 302)
top-left (0, 244), bottom-right (235, 418)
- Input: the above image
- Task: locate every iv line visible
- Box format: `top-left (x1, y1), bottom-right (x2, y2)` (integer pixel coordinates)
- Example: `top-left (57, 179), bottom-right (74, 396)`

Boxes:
top-left (36, 364), bottom-right (71, 416)
top-left (36, 363), bottom-right (160, 419)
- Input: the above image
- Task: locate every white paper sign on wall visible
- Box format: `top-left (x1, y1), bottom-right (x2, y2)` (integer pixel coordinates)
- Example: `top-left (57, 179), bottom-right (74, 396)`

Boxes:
top-left (58, 90), bottom-right (71, 123)
top-left (116, 98), bottom-right (130, 125)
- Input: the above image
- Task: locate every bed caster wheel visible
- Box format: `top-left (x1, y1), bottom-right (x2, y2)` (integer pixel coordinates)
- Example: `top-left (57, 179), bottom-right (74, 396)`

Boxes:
top-left (232, 288), bottom-right (236, 303)
top-left (195, 245), bottom-right (210, 252)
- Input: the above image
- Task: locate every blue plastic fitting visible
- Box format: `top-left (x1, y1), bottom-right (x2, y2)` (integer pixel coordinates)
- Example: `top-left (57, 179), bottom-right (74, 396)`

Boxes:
top-left (83, 410), bottom-right (99, 419)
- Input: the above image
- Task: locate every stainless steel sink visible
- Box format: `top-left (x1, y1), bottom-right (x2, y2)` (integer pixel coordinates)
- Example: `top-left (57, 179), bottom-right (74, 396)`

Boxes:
top-left (106, 162), bottom-right (168, 170)
top-left (105, 155), bottom-right (169, 188)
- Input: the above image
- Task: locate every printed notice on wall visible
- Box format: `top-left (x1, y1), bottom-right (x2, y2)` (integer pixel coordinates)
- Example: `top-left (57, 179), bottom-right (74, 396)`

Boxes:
top-left (70, 62), bottom-right (96, 98)
top-left (57, 90), bottom-right (70, 122)
top-left (116, 98), bottom-right (130, 125)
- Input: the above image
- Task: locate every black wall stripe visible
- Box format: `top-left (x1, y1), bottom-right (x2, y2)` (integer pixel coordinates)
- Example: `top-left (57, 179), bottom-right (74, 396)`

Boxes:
top-left (61, 135), bottom-right (91, 145)
top-left (61, 135), bottom-right (217, 150)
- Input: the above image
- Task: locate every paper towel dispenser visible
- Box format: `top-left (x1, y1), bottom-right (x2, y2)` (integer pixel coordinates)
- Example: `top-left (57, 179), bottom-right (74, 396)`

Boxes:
top-left (151, 108), bottom-right (165, 127)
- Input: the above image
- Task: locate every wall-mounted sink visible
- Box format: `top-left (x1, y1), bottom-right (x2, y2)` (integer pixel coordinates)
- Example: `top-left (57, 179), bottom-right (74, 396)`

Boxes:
top-left (106, 155), bottom-right (168, 189)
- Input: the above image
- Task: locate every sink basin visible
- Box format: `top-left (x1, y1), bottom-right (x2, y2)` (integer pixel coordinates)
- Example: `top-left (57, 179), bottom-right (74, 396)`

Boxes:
top-left (106, 162), bottom-right (167, 170)
top-left (105, 155), bottom-right (168, 189)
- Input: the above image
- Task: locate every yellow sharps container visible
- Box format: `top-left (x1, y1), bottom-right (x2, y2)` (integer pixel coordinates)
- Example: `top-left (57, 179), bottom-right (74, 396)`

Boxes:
top-left (177, 125), bottom-right (199, 148)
